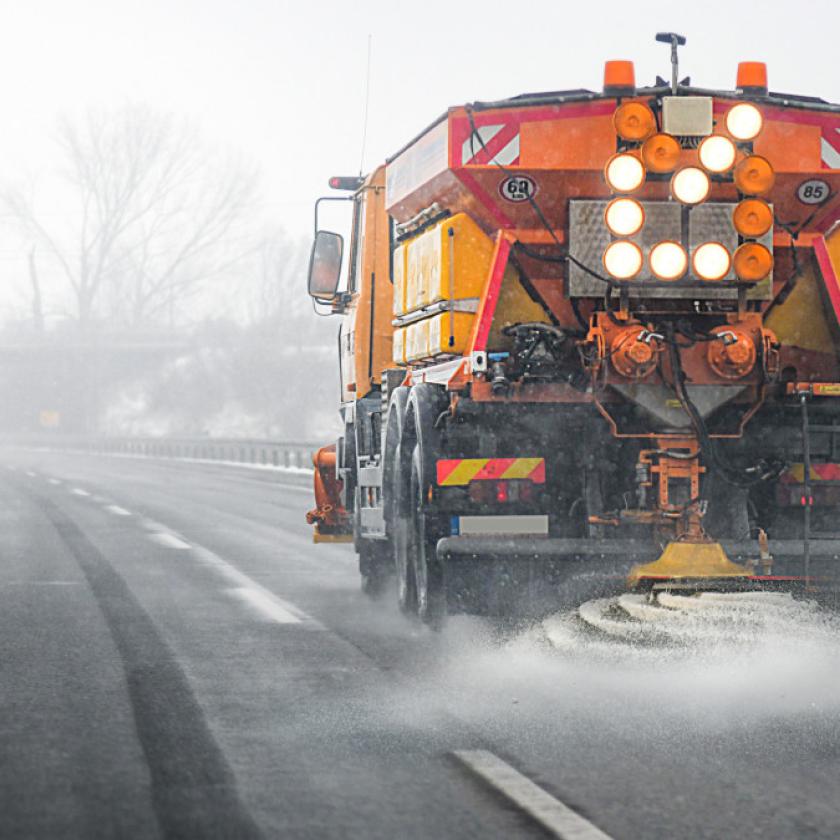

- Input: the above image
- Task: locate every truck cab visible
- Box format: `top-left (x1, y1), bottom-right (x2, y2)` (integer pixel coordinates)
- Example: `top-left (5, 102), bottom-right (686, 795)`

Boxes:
top-left (305, 167), bottom-right (398, 591)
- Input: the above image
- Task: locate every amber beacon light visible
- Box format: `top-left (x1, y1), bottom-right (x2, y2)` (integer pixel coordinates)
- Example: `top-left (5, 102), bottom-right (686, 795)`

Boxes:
top-left (734, 155), bottom-right (775, 196)
top-left (736, 61), bottom-right (768, 94)
top-left (603, 60), bottom-right (636, 94)
top-left (614, 102), bottom-right (656, 141)
top-left (733, 242), bottom-right (774, 281)
top-left (641, 133), bottom-right (681, 173)
top-left (733, 199), bottom-right (773, 237)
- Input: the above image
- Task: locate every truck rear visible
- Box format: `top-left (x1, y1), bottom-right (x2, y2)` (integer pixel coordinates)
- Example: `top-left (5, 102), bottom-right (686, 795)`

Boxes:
top-left (306, 36), bottom-right (840, 623)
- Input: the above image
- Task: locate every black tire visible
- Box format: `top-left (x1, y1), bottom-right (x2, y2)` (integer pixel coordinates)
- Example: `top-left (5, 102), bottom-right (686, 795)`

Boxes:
top-left (392, 444), bottom-right (417, 615)
top-left (359, 543), bottom-right (391, 599)
top-left (409, 445), bottom-right (447, 628)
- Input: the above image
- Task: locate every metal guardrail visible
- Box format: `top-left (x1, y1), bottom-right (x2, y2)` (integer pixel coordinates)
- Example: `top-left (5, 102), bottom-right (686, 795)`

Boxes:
top-left (14, 436), bottom-right (320, 471)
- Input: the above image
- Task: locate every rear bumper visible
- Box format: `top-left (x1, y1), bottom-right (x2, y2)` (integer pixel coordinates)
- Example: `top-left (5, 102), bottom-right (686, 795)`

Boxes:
top-left (437, 536), bottom-right (840, 563)
top-left (437, 536), bottom-right (840, 613)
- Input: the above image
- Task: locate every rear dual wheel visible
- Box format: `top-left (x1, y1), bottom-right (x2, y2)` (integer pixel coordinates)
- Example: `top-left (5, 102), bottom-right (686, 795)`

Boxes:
top-left (394, 444), bottom-right (446, 627)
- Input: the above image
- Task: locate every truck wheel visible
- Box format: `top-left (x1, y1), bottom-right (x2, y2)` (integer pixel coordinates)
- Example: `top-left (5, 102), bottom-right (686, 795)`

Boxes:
top-left (392, 446), bottom-right (417, 615)
top-left (410, 445), bottom-right (446, 628)
top-left (359, 544), bottom-right (391, 599)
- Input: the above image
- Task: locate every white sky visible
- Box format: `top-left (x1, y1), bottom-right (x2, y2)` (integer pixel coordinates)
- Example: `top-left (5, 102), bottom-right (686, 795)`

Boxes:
top-left (0, 0), bottom-right (837, 311)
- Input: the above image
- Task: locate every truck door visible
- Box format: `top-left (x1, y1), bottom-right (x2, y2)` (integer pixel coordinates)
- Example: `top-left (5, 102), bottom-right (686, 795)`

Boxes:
top-left (339, 193), bottom-right (366, 402)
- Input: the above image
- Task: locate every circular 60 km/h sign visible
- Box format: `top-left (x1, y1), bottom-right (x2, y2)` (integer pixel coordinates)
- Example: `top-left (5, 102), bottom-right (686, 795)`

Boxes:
top-left (499, 175), bottom-right (537, 203)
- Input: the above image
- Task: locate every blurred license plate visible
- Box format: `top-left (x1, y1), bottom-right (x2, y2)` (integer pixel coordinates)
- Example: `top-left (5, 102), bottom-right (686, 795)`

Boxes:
top-left (453, 515), bottom-right (549, 536)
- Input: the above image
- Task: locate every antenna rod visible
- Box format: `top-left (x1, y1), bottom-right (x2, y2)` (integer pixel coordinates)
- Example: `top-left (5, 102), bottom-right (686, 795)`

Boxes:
top-left (359, 34), bottom-right (372, 176)
top-left (655, 32), bottom-right (686, 95)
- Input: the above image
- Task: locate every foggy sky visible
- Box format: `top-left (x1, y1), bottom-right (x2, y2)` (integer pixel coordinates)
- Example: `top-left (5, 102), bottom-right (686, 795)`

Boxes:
top-left (0, 0), bottom-right (836, 287)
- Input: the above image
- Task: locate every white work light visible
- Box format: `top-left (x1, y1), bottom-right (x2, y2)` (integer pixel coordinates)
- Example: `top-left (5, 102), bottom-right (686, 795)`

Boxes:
top-left (650, 241), bottom-right (688, 280)
top-left (725, 103), bottom-right (763, 141)
top-left (603, 240), bottom-right (643, 279)
top-left (671, 167), bottom-right (711, 205)
top-left (698, 135), bottom-right (737, 173)
top-left (604, 198), bottom-right (645, 237)
top-left (692, 242), bottom-right (731, 281)
top-left (605, 153), bottom-right (645, 193)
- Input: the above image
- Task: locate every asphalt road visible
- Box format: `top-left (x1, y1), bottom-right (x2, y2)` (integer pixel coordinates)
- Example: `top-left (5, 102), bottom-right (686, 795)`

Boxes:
top-left (1, 447), bottom-right (839, 839)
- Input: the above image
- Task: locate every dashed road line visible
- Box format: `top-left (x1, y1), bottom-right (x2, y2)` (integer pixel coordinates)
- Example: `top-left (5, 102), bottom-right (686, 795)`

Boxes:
top-left (71, 488), bottom-right (90, 497)
top-left (25, 471), bottom-right (37, 477)
top-left (228, 586), bottom-right (302, 624)
top-left (106, 505), bottom-right (132, 516)
top-left (47, 478), bottom-right (62, 485)
top-left (149, 532), bottom-right (191, 550)
top-left (452, 750), bottom-right (613, 840)
top-left (192, 544), bottom-right (321, 629)
top-left (142, 521), bottom-right (317, 625)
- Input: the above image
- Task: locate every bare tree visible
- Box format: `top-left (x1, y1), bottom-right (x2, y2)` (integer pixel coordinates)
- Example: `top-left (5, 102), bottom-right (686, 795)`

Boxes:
top-left (4, 105), bottom-right (259, 329)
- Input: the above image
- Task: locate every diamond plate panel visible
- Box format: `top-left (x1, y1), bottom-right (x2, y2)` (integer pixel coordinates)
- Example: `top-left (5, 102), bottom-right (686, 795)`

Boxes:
top-left (569, 200), bottom-right (773, 300)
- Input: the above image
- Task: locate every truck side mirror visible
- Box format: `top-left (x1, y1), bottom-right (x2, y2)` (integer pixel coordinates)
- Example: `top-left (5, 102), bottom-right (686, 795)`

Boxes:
top-left (307, 230), bottom-right (344, 300)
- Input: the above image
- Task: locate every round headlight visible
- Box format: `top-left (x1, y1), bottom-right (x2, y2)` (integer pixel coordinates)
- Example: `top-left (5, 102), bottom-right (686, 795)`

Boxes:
top-left (604, 198), bottom-right (645, 237)
top-left (733, 242), bottom-right (773, 282)
top-left (603, 241), bottom-right (643, 280)
top-left (698, 135), bottom-right (737, 173)
top-left (650, 241), bottom-right (688, 281)
top-left (604, 153), bottom-right (645, 193)
top-left (725, 103), bottom-right (763, 141)
top-left (734, 155), bottom-right (775, 196)
top-left (613, 102), bottom-right (656, 142)
top-left (641, 133), bottom-right (681, 174)
top-left (733, 199), bottom-right (773, 238)
top-left (671, 167), bottom-right (711, 205)
top-left (692, 242), bottom-right (731, 281)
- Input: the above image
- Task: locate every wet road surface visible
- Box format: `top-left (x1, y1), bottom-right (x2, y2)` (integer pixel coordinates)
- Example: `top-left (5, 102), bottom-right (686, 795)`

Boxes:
top-left (2, 447), bottom-right (839, 839)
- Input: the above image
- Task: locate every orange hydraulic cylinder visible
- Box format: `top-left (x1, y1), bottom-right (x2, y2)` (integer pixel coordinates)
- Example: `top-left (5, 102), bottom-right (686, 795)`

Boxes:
top-left (306, 444), bottom-right (350, 534)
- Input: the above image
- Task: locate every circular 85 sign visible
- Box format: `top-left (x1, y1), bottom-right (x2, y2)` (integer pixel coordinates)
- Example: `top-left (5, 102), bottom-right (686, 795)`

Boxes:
top-left (797, 179), bottom-right (830, 205)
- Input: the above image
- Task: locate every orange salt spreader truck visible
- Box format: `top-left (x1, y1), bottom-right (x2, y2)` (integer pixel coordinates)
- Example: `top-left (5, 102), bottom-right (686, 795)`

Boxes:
top-left (305, 34), bottom-right (840, 623)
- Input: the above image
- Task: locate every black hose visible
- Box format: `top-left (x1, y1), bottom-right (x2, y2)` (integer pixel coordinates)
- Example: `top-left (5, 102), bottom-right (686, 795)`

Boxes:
top-left (663, 322), bottom-right (777, 490)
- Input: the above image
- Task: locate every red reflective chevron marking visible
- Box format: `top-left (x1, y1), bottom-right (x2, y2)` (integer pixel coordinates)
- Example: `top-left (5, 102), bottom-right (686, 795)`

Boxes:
top-left (465, 123), bottom-right (520, 166)
top-left (472, 458), bottom-right (516, 480)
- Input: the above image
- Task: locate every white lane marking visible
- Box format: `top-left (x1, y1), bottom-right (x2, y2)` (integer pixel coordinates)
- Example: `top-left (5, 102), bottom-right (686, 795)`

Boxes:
top-left (149, 532), bottom-right (191, 550)
top-left (229, 586), bottom-right (302, 624)
top-left (48, 478), bottom-right (62, 485)
top-left (25, 471), bottom-right (37, 477)
top-left (106, 505), bottom-right (132, 516)
top-left (191, 544), bottom-right (321, 629)
top-left (140, 515), bottom-right (319, 628)
top-left (71, 488), bottom-right (90, 497)
top-left (6, 466), bottom-right (16, 471)
top-left (6, 580), bottom-right (80, 586)
top-left (453, 750), bottom-right (613, 840)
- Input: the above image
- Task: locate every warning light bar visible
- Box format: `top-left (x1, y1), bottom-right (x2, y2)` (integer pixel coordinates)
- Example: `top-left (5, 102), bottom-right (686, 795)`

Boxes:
top-left (328, 176), bottom-right (364, 191)
top-left (786, 383), bottom-right (840, 397)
